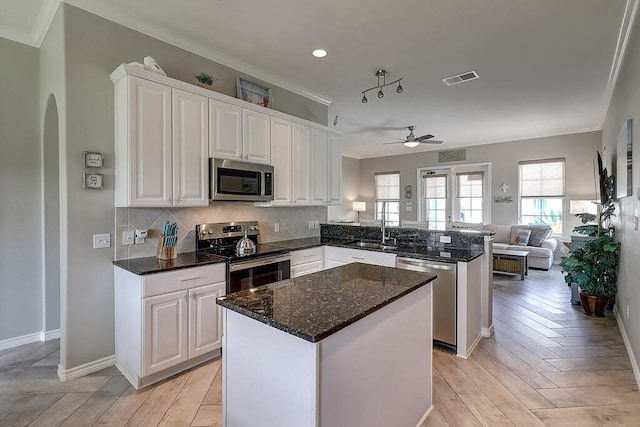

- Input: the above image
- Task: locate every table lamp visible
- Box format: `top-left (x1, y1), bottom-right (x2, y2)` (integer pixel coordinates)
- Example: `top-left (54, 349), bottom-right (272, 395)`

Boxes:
top-left (353, 202), bottom-right (366, 223)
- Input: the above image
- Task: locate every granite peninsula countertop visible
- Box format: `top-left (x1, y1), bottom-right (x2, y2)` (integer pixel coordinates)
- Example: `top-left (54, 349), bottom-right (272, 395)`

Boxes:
top-left (113, 252), bottom-right (225, 275)
top-left (270, 237), bottom-right (484, 263)
top-left (216, 263), bottom-right (436, 343)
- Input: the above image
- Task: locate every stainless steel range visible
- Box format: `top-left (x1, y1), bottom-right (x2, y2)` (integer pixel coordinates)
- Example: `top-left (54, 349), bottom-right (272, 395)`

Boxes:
top-left (195, 221), bottom-right (290, 294)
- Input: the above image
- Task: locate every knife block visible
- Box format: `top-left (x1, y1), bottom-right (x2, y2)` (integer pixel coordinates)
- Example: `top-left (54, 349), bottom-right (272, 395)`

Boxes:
top-left (157, 235), bottom-right (177, 260)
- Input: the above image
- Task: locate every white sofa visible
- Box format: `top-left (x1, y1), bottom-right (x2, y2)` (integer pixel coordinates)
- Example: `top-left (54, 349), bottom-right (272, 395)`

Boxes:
top-left (484, 224), bottom-right (558, 270)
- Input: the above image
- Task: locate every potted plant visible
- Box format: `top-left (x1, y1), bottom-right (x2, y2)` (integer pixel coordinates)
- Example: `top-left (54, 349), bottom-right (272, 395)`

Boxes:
top-left (194, 72), bottom-right (216, 90)
top-left (560, 166), bottom-right (620, 317)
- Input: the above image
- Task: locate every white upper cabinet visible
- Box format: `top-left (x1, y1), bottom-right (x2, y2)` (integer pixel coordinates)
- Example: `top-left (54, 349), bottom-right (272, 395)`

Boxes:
top-left (270, 117), bottom-right (293, 205)
top-left (243, 109), bottom-right (271, 164)
top-left (172, 89), bottom-right (209, 206)
top-left (114, 76), bottom-right (208, 207)
top-left (209, 100), bottom-right (243, 160)
top-left (327, 134), bottom-right (342, 205)
top-left (292, 123), bottom-right (312, 205)
top-left (311, 128), bottom-right (328, 205)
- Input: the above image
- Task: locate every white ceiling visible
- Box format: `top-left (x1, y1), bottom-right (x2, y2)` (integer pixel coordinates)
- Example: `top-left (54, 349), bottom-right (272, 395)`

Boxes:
top-left (1, 0), bottom-right (635, 158)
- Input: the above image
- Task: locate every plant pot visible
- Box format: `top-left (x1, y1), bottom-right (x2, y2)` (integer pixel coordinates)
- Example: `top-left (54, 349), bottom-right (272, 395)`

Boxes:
top-left (196, 82), bottom-right (213, 90)
top-left (579, 291), bottom-right (611, 317)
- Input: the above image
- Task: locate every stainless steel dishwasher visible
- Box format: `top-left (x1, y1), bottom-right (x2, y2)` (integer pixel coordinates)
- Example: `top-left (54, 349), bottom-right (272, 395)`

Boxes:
top-left (396, 257), bottom-right (457, 351)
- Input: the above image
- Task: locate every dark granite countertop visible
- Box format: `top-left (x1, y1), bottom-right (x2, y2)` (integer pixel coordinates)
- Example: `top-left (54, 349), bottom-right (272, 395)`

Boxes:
top-left (269, 237), bottom-right (483, 263)
top-left (113, 252), bottom-right (226, 275)
top-left (216, 262), bottom-right (436, 343)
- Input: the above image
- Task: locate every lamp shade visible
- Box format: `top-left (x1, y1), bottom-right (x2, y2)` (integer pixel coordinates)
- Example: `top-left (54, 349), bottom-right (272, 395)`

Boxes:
top-left (569, 200), bottom-right (597, 215)
top-left (352, 201), bottom-right (366, 212)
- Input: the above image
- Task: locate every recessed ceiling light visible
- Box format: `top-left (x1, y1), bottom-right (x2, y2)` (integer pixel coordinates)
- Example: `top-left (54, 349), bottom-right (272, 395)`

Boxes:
top-left (312, 49), bottom-right (327, 58)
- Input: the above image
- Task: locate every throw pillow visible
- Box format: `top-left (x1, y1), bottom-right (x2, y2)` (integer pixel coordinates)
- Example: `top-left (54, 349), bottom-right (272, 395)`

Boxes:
top-left (514, 229), bottom-right (531, 246)
top-left (528, 225), bottom-right (552, 247)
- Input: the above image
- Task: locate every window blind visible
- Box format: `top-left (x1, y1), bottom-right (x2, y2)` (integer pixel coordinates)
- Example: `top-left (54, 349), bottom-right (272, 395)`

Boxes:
top-left (456, 172), bottom-right (484, 198)
top-left (421, 174), bottom-right (447, 198)
top-left (375, 172), bottom-right (400, 200)
top-left (519, 158), bottom-right (565, 197)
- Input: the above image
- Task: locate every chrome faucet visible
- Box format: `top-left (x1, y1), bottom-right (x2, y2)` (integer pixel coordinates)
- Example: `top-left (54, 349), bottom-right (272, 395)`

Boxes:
top-left (380, 203), bottom-right (396, 245)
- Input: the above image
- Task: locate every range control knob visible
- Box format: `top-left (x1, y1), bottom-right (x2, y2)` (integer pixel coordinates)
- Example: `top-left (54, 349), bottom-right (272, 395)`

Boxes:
top-left (208, 230), bottom-right (214, 234)
top-left (201, 229), bottom-right (207, 235)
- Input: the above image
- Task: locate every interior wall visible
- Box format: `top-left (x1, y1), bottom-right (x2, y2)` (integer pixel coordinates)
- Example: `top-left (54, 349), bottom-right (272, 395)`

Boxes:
top-left (59, 4), bottom-right (329, 369)
top-left (601, 9), bottom-right (640, 379)
top-left (357, 131), bottom-right (601, 233)
top-left (39, 5), bottom-right (66, 359)
top-left (327, 156), bottom-right (360, 222)
top-left (0, 38), bottom-right (42, 343)
top-left (43, 94), bottom-right (61, 335)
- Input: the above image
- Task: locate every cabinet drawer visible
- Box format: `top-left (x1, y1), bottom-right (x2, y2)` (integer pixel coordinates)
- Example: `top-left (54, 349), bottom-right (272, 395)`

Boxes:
top-left (143, 263), bottom-right (226, 297)
top-left (290, 247), bottom-right (323, 266)
top-left (291, 260), bottom-right (323, 278)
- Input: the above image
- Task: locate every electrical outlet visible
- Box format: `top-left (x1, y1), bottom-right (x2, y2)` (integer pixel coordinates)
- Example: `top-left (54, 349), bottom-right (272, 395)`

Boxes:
top-left (308, 221), bottom-right (314, 230)
top-left (275, 223), bottom-right (280, 233)
top-left (634, 216), bottom-right (638, 231)
top-left (440, 235), bottom-right (451, 244)
top-left (93, 233), bottom-right (111, 249)
top-left (122, 231), bottom-right (134, 245)
top-left (314, 220), bottom-right (320, 229)
top-left (134, 229), bottom-right (148, 244)
top-left (626, 304), bottom-right (630, 320)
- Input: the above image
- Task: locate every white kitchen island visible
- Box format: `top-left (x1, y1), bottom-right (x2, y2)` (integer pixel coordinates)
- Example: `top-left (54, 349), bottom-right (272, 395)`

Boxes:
top-left (217, 263), bottom-right (436, 427)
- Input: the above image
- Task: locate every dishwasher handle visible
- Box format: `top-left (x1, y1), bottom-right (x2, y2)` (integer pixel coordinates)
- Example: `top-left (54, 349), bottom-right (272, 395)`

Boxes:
top-left (396, 258), bottom-right (454, 271)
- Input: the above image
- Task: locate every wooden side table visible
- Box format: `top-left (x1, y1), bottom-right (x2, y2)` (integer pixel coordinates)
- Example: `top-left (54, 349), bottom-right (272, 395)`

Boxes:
top-left (493, 249), bottom-right (529, 280)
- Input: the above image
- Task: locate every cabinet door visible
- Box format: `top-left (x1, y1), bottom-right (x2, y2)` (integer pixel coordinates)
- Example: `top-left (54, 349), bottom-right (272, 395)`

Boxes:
top-left (172, 89), bottom-right (209, 206)
top-left (209, 100), bottom-right (243, 161)
top-left (271, 117), bottom-right (292, 205)
top-left (323, 246), bottom-right (396, 268)
top-left (143, 290), bottom-right (188, 376)
top-left (291, 123), bottom-right (311, 205)
top-left (243, 109), bottom-right (271, 164)
top-left (327, 134), bottom-right (342, 205)
top-left (291, 260), bottom-right (323, 278)
top-left (128, 77), bottom-right (172, 207)
top-left (188, 281), bottom-right (226, 358)
top-left (310, 129), bottom-right (328, 205)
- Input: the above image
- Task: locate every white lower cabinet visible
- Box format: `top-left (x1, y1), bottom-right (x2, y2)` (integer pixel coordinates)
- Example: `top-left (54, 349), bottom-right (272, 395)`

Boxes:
top-left (290, 247), bottom-right (324, 278)
top-left (323, 246), bottom-right (396, 269)
top-left (115, 263), bottom-right (226, 389)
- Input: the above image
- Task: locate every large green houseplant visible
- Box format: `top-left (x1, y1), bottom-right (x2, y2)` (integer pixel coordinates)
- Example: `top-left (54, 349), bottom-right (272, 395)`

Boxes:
top-left (560, 166), bottom-right (620, 316)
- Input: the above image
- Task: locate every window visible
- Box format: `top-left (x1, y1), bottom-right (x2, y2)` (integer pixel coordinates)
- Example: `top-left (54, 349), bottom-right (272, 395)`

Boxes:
top-left (422, 173), bottom-right (447, 230)
top-left (456, 172), bottom-right (484, 223)
top-left (519, 158), bottom-right (565, 233)
top-left (375, 172), bottom-right (400, 227)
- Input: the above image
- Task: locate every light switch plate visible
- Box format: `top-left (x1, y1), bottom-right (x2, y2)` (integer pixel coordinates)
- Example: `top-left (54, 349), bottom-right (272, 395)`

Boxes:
top-left (93, 233), bottom-right (111, 248)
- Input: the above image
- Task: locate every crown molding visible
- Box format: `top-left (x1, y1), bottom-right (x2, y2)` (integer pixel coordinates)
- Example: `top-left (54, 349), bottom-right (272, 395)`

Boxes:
top-left (64, 1), bottom-right (332, 106)
top-left (33, 0), bottom-right (62, 47)
top-left (601, 0), bottom-right (640, 123)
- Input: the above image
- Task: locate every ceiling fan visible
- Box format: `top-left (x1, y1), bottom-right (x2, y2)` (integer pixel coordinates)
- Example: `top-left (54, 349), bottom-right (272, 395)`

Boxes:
top-left (384, 126), bottom-right (443, 148)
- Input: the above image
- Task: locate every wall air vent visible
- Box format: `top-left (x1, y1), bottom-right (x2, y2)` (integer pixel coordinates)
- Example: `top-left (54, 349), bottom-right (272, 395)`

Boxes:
top-left (442, 70), bottom-right (480, 86)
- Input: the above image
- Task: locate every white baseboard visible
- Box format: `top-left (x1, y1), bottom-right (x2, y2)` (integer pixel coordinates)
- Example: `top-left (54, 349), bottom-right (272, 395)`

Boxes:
top-left (457, 333), bottom-right (483, 359)
top-left (416, 404), bottom-right (434, 427)
top-left (0, 332), bottom-right (42, 351)
top-left (481, 324), bottom-right (494, 338)
top-left (40, 329), bottom-right (61, 342)
top-left (614, 305), bottom-right (640, 389)
top-left (57, 354), bottom-right (116, 382)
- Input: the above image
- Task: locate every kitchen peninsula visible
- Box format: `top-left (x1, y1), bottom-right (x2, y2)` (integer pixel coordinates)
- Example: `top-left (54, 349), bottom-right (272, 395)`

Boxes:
top-left (217, 263), bottom-right (436, 427)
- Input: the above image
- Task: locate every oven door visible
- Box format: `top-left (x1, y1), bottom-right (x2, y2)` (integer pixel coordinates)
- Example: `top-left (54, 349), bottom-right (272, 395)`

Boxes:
top-left (228, 254), bottom-right (291, 294)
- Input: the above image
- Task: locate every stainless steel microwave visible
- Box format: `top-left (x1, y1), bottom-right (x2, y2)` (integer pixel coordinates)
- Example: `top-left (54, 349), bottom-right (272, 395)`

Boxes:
top-left (210, 158), bottom-right (274, 201)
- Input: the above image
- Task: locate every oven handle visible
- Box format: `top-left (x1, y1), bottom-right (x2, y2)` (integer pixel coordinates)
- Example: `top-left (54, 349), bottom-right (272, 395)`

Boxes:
top-left (229, 254), bottom-right (291, 272)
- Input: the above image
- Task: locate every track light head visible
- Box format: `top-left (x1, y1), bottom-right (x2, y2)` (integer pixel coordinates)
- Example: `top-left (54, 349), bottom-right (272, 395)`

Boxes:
top-left (377, 89), bottom-right (384, 98)
top-left (362, 94), bottom-right (368, 103)
top-left (396, 81), bottom-right (403, 93)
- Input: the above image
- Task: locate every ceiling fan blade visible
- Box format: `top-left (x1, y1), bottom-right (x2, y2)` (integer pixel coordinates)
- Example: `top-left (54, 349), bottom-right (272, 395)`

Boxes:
top-left (382, 141), bottom-right (405, 145)
top-left (416, 134), bottom-right (435, 142)
top-left (420, 140), bottom-right (443, 144)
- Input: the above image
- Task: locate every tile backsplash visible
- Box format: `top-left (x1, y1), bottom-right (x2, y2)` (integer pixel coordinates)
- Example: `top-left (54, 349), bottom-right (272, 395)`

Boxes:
top-left (115, 203), bottom-right (327, 260)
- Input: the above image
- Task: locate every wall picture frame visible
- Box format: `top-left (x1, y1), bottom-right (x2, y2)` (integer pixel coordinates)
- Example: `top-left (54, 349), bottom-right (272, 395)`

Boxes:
top-left (616, 118), bottom-right (633, 198)
top-left (236, 77), bottom-right (273, 108)
top-left (83, 151), bottom-right (104, 168)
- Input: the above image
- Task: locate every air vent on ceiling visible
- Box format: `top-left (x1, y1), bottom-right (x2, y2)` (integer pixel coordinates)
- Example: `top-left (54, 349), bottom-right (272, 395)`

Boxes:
top-left (442, 70), bottom-right (480, 86)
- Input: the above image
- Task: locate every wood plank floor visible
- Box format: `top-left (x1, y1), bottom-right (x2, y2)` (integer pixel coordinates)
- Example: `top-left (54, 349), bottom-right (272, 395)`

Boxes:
top-left (1, 266), bottom-right (639, 426)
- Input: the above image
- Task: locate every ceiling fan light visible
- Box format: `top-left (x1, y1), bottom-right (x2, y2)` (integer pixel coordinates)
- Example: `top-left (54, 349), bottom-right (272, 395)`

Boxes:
top-left (403, 141), bottom-right (420, 148)
top-left (362, 94), bottom-right (368, 103)
top-left (377, 89), bottom-right (384, 98)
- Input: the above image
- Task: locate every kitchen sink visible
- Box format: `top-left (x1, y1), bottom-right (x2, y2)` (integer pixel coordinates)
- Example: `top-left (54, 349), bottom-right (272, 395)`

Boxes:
top-left (351, 241), bottom-right (397, 251)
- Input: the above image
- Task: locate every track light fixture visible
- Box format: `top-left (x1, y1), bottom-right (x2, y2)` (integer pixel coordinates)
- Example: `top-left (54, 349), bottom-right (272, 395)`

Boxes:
top-left (361, 69), bottom-right (404, 103)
